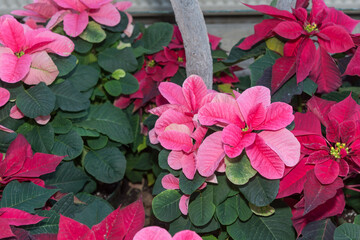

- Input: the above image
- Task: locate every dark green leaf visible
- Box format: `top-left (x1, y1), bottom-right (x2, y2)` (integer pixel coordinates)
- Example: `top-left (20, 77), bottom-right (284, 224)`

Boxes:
top-left (23, 210), bottom-right (59, 234)
top-left (303, 78), bottom-right (318, 96)
top-left (212, 175), bottom-right (232, 206)
top-left (51, 81), bottom-right (90, 112)
top-left (189, 187), bottom-right (216, 226)
top-left (235, 194), bottom-right (252, 221)
top-left (51, 54), bottom-right (77, 77)
top-left (42, 162), bottom-right (90, 193)
top-left (17, 122), bottom-right (54, 153)
top-left (179, 172), bottom-right (205, 195)
top-left (67, 65), bottom-right (100, 92)
top-left (98, 48), bottom-right (138, 73)
top-left (299, 219), bottom-right (336, 240)
top-left (120, 73), bottom-right (139, 94)
top-left (249, 49), bottom-right (280, 86)
top-left (334, 223), bottom-right (360, 240)
top-left (104, 80), bottom-right (122, 96)
top-left (51, 193), bottom-right (86, 218)
top-left (0, 131), bottom-right (16, 152)
top-left (52, 130), bottom-right (84, 160)
top-left (152, 190), bottom-right (182, 222)
top-left (84, 147), bottom-right (126, 183)
top-left (51, 115), bottom-right (72, 134)
top-left (224, 39), bottom-right (266, 64)
top-left (152, 172), bottom-right (167, 195)
top-left (105, 11), bottom-right (129, 32)
top-left (87, 135), bottom-right (108, 150)
top-left (16, 83), bottom-right (56, 118)
top-left (239, 174), bottom-right (279, 207)
top-left (73, 37), bottom-right (93, 53)
top-left (77, 102), bottom-right (133, 144)
top-left (216, 196), bottom-right (238, 225)
top-left (142, 22), bottom-right (173, 54)
top-left (0, 103), bottom-right (24, 130)
top-left (0, 181), bottom-right (58, 213)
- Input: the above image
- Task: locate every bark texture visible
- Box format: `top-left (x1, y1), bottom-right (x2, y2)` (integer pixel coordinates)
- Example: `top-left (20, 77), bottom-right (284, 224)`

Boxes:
top-left (170, 0), bottom-right (213, 89)
top-left (276, 0), bottom-right (296, 11)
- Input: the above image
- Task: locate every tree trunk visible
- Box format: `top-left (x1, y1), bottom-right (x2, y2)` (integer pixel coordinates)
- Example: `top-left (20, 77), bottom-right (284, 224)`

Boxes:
top-left (276, 0), bottom-right (296, 11)
top-left (170, 0), bottom-right (213, 90)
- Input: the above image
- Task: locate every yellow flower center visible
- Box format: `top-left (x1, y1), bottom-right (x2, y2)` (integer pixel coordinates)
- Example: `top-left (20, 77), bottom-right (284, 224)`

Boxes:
top-left (242, 126), bottom-right (249, 132)
top-left (178, 57), bottom-right (184, 63)
top-left (330, 142), bottom-right (349, 159)
top-left (304, 23), bottom-right (318, 33)
top-left (15, 51), bottom-right (25, 58)
top-left (147, 60), bottom-right (156, 67)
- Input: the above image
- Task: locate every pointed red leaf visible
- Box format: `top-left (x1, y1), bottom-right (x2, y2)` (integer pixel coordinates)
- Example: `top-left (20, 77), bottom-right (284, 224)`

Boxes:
top-left (182, 75), bottom-right (208, 112)
top-left (277, 157), bottom-right (314, 198)
top-left (328, 95), bottom-right (360, 123)
top-left (271, 56), bottom-right (296, 92)
top-left (345, 47), bottom-right (360, 76)
top-left (324, 8), bottom-right (360, 33)
top-left (198, 101), bottom-right (243, 127)
top-left (222, 124), bottom-right (256, 158)
top-left (33, 233), bottom-right (58, 240)
top-left (63, 11), bottom-right (89, 37)
top-left (158, 82), bottom-right (187, 107)
top-left (303, 171), bottom-right (343, 214)
top-left (243, 4), bottom-right (296, 20)
top-left (92, 199), bottom-right (145, 240)
top-left (292, 112), bottom-right (322, 136)
top-left (318, 25), bottom-right (354, 54)
top-left (89, 3), bottom-right (120, 26)
top-left (306, 151), bottom-right (330, 164)
top-left (0, 218), bottom-right (14, 239)
top-left (260, 102), bottom-right (294, 130)
top-left (0, 208), bottom-right (45, 226)
top-left (309, 47), bottom-right (341, 94)
top-left (273, 21), bottom-right (303, 40)
top-left (314, 159), bottom-right (340, 184)
top-left (0, 52), bottom-right (32, 83)
top-left (0, 16), bottom-right (25, 53)
top-left (296, 38), bottom-right (316, 83)
top-left (307, 96), bottom-right (336, 127)
top-left (57, 215), bottom-right (95, 240)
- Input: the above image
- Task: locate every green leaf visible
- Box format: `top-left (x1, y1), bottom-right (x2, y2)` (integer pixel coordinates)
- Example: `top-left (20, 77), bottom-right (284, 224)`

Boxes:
top-left (226, 155), bottom-right (257, 185)
top-left (216, 196), bottom-right (238, 225)
top-left (238, 174), bottom-right (279, 207)
top-left (67, 65), bottom-right (100, 92)
top-left (0, 181), bottom-right (58, 213)
top-left (51, 54), bottom-right (77, 77)
top-left (249, 49), bottom-right (280, 86)
top-left (235, 194), bottom-right (252, 221)
top-left (189, 187), bottom-right (216, 226)
top-left (84, 147), bottom-right (126, 183)
top-left (42, 162), bottom-right (90, 193)
top-left (52, 130), bottom-right (84, 160)
top-left (74, 193), bottom-right (114, 228)
top-left (17, 122), bottom-right (54, 153)
top-left (87, 135), bottom-right (108, 150)
top-left (152, 172), bottom-right (167, 195)
top-left (179, 172), bottom-right (205, 195)
top-left (203, 235), bottom-right (218, 240)
top-left (104, 11), bottom-right (129, 32)
top-left (51, 81), bottom-right (90, 112)
top-left (272, 75), bottom-right (303, 103)
top-left (334, 223), bottom-right (360, 240)
top-left (98, 48), bottom-right (138, 73)
top-left (73, 37), bottom-right (93, 53)
top-left (142, 22), bottom-right (173, 54)
top-left (120, 73), bottom-right (139, 94)
top-left (104, 80), bottom-right (122, 97)
top-left (0, 131), bottom-right (16, 152)
top-left (16, 83), bottom-right (56, 118)
top-left (51, 115), bottom-right (72, 134)
top-left (152, 189), bottom-right (182, 222)
top-left (0, 103), bottom-right (24, 130)
top-left (79, 21), bottom-right (106, 43)
top-left (249, 203), bottom-right (275, 217)
top-left (299, 219), bottom-right (336, 240)
top-left (112, 69), bottom-right (126, 80)
top-left (212, 174), bottom-right (232, 206)
top-left (213, 62), bottom-right (228, 73)
top-left (77, 102), bottom-right (133, 144)
top-left (23, 210), bottom-right (59, 234)
top-left (227, 204), bottom-right (295, 240)
top-left (224, 39), bottom-right (266, 64)
top-left (51, 193), bottom-right (86, 218)
top-left (302, 78), bottom-right (318, 96)
top-left (355, 216), bottom-right (360, 225)
top-left (73, 126), bottom-right (100, 137)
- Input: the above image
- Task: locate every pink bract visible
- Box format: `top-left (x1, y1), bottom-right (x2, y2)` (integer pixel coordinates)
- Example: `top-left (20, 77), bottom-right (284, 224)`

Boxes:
top-left (133, 226), bottom-right (201, 240)
top-left (197, 86), bottom-right (300, 179)
top-left (0, 15), bottom-right (74, 84)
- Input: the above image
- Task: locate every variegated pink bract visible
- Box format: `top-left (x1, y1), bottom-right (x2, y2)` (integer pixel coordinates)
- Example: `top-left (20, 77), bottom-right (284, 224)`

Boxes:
top-left (197, 86), bottom-right (300, 179)
top-left (0, 15), bottom-right (74, 85)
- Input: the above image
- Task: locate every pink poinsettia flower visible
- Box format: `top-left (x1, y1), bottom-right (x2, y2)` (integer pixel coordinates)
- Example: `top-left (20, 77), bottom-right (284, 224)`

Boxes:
top-left (0, 134), bottom-right (64, 187)
top-left (162, 173), bottom-right (207, 215)
top-left (11, 0), bottom-right (60, 24)
top-left (149, 75), bottom-right (218, 180)
top-left (46, 0), bottom-right (121, 37)
top-left (134, 226), bottom-right (201, 240)
top-left (0, 15), bottom-right (74, 85)
top-left (197, 86), bottom-right (300, 179)
top-left (238, 0), bottom-right (359, 93)
top-left (278, 94), bottom-right (360, 235)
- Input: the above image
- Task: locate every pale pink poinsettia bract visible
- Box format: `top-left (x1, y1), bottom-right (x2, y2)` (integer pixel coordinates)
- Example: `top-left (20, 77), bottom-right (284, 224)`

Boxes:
top-left (197, 86), bottom-right (300, 179)
top-left (133, 226), bottom-right (202, 240)
top-left (0, 15), bottom-right (74, 85)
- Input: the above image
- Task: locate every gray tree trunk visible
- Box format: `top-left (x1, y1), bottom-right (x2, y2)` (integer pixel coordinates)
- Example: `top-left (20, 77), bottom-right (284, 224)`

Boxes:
top-left (170, 0), bottom-right (213, 90)
top-left (276, 0), bottom-right (296, 11)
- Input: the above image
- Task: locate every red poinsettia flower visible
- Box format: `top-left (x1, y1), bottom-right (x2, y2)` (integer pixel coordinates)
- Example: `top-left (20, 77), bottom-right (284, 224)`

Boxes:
top-left (0, 134), bottom-right (64, 187)
top-left (238, 0), bottom-right (359, 93)
top-left (155, 47), bottom-right (186, 78)
top-left (278, 94), bottom-right (360, 235)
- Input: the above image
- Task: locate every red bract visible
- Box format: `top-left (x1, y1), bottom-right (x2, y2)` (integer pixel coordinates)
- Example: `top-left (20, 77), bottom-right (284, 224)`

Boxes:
top-left (238, 0), bottom-right (359, 93)
top-left (279, 94), bottom-right (360, 234)
top-left (0, 134), bottom-right (64, 187)
top-left (0, 207), bottom-right (45, 239)
top-left (197, 86), bottom-right (300, 179)
top-left (155, 47), bottom-right (186, 78)
top-left (0, 15), bottom-right (74, 85)
top-left (57, 198), bottom-right (145, 240)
